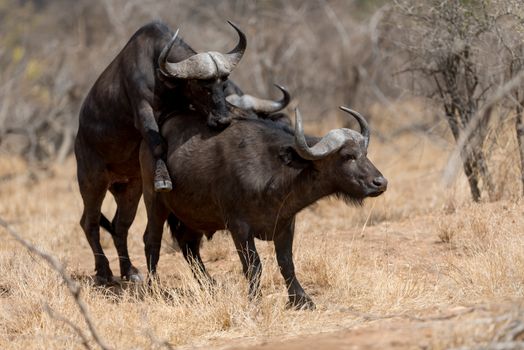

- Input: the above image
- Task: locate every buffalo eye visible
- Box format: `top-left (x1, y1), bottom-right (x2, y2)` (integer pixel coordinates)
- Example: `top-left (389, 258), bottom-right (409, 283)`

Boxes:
top-left (341, 153), bottom-right (357, 161)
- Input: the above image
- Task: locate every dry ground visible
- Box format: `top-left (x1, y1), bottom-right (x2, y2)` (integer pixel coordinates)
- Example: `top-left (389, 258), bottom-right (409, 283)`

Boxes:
top-left (0, 106), bottom-right (523, 349)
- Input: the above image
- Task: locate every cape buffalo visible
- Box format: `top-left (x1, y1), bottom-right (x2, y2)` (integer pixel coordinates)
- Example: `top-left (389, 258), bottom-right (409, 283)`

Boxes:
top-left (140, 107), bottom-right (387, 309)
top-left (75, 21), bottom-right (288, 284)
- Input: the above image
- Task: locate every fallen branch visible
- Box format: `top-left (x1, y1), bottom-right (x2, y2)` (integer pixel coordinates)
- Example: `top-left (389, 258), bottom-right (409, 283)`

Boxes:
top-left (338, 305), bottom-right (481, 323)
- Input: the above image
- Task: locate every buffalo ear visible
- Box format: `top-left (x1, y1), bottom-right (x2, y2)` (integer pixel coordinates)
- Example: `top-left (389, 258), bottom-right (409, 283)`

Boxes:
top-left (156, 69), bottom-right (178, 89)
top-left (267, 112), bottom-right (292, 126)
top-left (278, 146), bottom-right (310, 169)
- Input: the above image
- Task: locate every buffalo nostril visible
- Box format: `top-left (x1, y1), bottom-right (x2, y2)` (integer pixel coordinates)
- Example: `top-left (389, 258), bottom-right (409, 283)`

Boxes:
top-left (373, 177), bottom-right (387, 189)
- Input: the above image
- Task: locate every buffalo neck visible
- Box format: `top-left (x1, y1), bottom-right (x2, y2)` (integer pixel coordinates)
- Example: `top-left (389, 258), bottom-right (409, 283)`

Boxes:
top-left (275, 165), bottom-right (334, 219)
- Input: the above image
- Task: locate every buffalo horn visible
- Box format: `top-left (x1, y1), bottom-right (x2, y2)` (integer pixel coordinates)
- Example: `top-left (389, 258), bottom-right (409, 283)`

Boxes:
top-left (224, 20), bottom-right (247, 71)
top-left (158, 22), bottom-right (246, 80)
top-left (293, 108), bottom-right (356, 160)
top-left (158, 28), bottom-right (180, 76)
top-left (339, 106), bottom-right (370, 149)
top-left (226, 84), bottom-right (290, 113)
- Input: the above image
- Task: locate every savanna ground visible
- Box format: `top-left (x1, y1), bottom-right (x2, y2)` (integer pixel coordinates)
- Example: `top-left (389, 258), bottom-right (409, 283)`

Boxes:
top-left (1, 102), bottom-right (523, 349)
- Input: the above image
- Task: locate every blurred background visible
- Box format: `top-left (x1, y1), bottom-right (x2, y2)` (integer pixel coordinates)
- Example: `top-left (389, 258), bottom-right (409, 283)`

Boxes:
top-left (1, 0), bottom-right (523, 204)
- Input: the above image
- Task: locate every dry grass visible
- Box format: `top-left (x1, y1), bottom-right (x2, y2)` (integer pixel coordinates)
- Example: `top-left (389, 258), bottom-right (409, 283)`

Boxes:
top-left (1, 103), bottom-right (524, 349)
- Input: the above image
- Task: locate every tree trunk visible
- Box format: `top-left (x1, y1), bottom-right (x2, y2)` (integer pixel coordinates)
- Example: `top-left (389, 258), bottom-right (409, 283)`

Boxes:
top-left (476, 106), bottom-right (495, 199)
top-left (476, 149), bottom-right (494, 200)
top-left (444, 110), bottom-right (482, 201)
top-left (462, 146), bottom-right (482, 202)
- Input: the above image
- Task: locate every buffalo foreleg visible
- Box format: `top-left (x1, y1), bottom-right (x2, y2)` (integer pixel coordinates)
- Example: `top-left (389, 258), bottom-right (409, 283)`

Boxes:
top-left (135, 100), bottom-right (172, 192)
top-left (274, 218), bottom-right (315, 309)
top-left (142, 186), bottom-right (170, 281)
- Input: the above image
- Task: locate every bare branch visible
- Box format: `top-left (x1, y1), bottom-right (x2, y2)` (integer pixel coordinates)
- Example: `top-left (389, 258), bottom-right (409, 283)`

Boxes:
top-left (44, 304), bottom-right (93, 350)
top-left (443, 69), bottom-right (524, 185)
top-left (141, 312), bottom-right (175, 350)
top-left (0, 218), bottom-right (111, 350)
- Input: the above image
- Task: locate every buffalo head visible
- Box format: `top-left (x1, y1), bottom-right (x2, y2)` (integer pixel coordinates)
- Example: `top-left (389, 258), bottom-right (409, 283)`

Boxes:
top-left (158, 22), bottom-right (289, 128)
top-left (292, 107), bottom-right (387, 202)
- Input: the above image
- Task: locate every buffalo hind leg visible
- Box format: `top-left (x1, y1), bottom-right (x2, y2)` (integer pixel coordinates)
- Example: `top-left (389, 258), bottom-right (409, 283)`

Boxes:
top-left (231, 223), bottom-right (262, 300)
top-left (78, 171), bottom-right (113, 284)
top-left (167, 215), bottom-right (214, 284)
top-left (274, 218), bottom-right (314, 310)
top-left (108, 178), bottom-right (143, 282)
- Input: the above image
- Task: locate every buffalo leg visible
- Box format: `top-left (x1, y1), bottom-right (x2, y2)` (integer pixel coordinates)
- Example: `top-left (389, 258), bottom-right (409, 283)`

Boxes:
top-left (143, 199), bottom-right (170, 277)
top-left (168, 217), bottom-right (213, 284)
top-left (76, 158), bottom-right (113, 283)
top-left (108, 178), bottom-right (142, 282)
top-left (232, 224), bottom-right (262, 300)
top-left (274, 219), bottom-right (315, 309)
top-left (135, 100), bottom-right (172, 192)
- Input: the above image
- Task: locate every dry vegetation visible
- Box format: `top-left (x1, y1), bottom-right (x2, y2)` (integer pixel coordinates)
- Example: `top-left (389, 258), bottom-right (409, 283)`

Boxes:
top-left (1, 101), bottom-right (523, 349)
top-left (1, 0), bottom-right (524, 349)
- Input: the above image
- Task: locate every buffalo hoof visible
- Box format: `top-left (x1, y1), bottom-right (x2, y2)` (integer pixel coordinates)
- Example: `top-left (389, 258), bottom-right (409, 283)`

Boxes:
top-left (286, 295), bottom-right (316, 310)
top-left (122, 267), bottom-right (143, 283)
top-left (154, 160), bottom-right (173, 192)
top-left (94, 274), bottom-right (114, 286)
top-left (154, 180), bottom-right (172, 192)
top-left (94, 264), bottom-right (114, 285)
top-left (128, 273), bottom-right (143, 283)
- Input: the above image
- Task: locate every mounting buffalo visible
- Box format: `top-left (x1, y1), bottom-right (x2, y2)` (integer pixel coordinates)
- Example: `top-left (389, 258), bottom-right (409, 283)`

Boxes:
top-left (140, 106), bottom-right (388, 309)
top-left (75, 21), bottom-right (289, 284)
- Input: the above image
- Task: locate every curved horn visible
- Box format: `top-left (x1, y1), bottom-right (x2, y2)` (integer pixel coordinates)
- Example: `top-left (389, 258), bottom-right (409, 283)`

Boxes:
top-left (339, 106), bottom-right (370, 149)
top-left (158, 22), bottom-right (246, 80)
top-left (226, 84), bottom-right (290, 113)
top-left (224, 20), bottom-right (247, 69)
top-left (293, 108), bottom-right (357, 160)
top-left (158, 29), bottom-right (180, 77)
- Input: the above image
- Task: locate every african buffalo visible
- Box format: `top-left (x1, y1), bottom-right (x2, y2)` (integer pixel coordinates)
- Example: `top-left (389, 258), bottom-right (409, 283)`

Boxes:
top-left (75, 21), bottom-right (288, 284)
top-left (140, 107), bottom-right (387, 309)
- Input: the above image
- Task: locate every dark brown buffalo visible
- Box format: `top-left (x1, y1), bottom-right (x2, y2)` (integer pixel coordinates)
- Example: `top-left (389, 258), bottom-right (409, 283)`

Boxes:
top-left (75, 21), bottom-right (288, 284)
top-left (140, 107), bottom-right (387, 309)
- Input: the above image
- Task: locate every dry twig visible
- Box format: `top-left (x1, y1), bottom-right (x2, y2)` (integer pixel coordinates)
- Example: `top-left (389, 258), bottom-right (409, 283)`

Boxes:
top-left (0, 217), bottom-right (111, 350)
top-left (141, 312), bottom-right (175, 350)
top-left (44, 304), bottom-right (92, 350)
